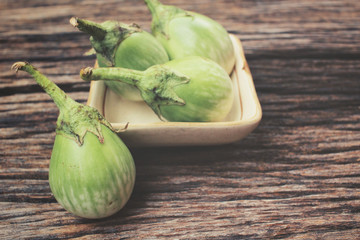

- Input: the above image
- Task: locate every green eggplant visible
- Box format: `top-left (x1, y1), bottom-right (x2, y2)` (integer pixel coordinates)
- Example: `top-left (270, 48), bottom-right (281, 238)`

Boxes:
top-left (12, 62), bottom-right (136, 219)
top-left (80, 56), bottom-right (234, 122)
top-left (70, 17), bottom-right (169, 101)
top-left (144, 0), bottom-right (235, 74)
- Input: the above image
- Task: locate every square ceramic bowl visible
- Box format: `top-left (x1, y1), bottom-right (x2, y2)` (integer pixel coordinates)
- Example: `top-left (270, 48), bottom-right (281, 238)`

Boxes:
top-left (86, 35), bottom-right (262, 147)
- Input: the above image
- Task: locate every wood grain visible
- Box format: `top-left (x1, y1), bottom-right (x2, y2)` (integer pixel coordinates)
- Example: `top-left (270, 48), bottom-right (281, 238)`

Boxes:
top-left (1, 0), bottom-right (360, 239)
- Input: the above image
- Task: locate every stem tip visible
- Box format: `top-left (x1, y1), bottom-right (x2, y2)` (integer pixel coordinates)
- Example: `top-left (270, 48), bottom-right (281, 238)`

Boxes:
top-left (11, 61), bottom-right (32, 73)
top-left (69, 17), bottom-right (79, 27)
top-left (80, 67), bottom-right (93, 81)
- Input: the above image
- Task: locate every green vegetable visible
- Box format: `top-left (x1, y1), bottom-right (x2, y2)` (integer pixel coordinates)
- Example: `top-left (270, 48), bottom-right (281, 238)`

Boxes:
top-left (80, 56), bottom-right (234, 122)
top-left (12, 62), bottom-right (136, 219)
top-left (144, 0), bottom-right (235, 74)
top-left (70, 17), bottom-right (169, 101)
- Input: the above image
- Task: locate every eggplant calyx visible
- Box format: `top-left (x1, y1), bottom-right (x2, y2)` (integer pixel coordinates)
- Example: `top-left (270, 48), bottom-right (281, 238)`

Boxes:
top-left (137, 65), bottom-right (190, 119)
top-left (70, 17), bottom-right (141, 66)
top-left (11, 61), bottom-right (114, 146)
top-left (56, 104), bottom-right (114, 146)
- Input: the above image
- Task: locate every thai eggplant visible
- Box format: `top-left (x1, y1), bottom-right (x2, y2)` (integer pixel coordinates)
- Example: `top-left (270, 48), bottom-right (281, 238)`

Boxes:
top-left (70, 17), bottom-right (169, 101)
top-left (80, 56), bottom-right (234, 122)
top-left (12, 62), bottom-right (136, 219)
top-left (144, 0), bottom-right (235, 74)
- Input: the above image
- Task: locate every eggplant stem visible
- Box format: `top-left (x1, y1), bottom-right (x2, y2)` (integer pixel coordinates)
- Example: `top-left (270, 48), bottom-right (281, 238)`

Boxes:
top-left (70, 17), bottom-right (107, 40)
top-left (12, 61), bottom-right (115, 145)
top-left (144, 0), bottom-right (161, 14)
top-left (11, 62), bottom-right (73, 110)
top-left (80, 67), bottom-right (143, 86)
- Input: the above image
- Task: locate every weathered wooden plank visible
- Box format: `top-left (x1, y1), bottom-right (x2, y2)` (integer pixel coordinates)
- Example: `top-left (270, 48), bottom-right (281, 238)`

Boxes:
top-left (1, 192), bottom-right (359, 239)
top-left (1, 0), bottom-right (360, 239)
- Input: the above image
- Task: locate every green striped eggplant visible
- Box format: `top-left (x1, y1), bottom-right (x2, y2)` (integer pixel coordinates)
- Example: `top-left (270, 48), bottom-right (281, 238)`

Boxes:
top-left (144, 0), bottom-right (235, 74)
top-left (80, 56), bottom-right (234, 122)
top-left (12, 62), bottom-right (135, 219)
top-left (70, 17), bottom-right (169, 101)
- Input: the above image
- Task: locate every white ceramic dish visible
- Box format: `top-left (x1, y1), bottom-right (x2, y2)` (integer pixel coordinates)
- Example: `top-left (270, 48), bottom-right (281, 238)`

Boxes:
top-left (87, 35), bottom-right (262, 147)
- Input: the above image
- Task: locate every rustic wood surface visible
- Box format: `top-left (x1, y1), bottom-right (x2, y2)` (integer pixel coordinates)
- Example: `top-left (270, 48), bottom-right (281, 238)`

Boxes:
top-left (1, 0), bottom-right (360, 239)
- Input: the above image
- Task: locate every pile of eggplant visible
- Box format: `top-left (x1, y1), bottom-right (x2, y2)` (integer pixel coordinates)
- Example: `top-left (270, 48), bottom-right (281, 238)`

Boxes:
top-left (12, 0), bottom-right (236, 219)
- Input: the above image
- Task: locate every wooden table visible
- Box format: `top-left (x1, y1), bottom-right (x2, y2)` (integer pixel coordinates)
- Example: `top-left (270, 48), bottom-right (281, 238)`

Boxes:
top-left (1, 0), bottom-right (359, 239)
